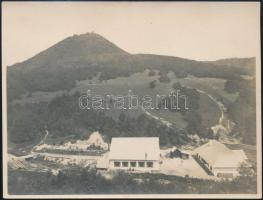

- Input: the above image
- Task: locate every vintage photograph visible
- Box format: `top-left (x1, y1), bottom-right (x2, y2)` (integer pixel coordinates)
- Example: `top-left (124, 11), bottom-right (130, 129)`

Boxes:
top-left (2, 1), bottom-right (261, 199)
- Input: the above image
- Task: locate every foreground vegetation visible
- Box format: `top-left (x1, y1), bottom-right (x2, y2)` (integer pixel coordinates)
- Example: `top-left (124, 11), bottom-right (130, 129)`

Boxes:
top-left (8, 167), bottom-right (257, 195)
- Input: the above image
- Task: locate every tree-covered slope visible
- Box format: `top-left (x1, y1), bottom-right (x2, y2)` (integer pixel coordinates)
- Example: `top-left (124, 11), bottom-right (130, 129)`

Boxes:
top-left (7, 33), bottom-right (252, 101)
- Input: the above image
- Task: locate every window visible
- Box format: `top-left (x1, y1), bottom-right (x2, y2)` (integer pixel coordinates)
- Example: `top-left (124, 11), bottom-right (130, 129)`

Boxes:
top-left (130, 162), bottom-right (136, 167)
top-left (138, 161), bottom-right (145, 167)
top-left (217, 173), bottom-right (234, 179)
top-left (114, 162), bottom-right (120, 167)
top-left (122, 162), bottom-right (128, 167)
top-left (147, 162), bottom-right (153, 168)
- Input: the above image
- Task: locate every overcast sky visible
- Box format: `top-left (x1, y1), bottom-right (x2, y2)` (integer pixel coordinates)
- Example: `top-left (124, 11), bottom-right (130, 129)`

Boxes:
top-left (2, 2), bottom-right (260, 67)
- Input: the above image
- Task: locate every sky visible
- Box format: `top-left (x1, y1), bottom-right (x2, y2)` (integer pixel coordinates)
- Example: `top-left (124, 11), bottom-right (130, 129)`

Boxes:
top-left (2, 2), bottom-right (261, 67)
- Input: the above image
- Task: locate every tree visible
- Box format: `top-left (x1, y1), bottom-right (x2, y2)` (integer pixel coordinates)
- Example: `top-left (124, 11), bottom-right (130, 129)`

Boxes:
top-left (118, 112), bottom-right (127, 122)
top-left (158, 74), bottom-right (171, 83)
top-left (233, 162), bottom-right (257, 193)
top-left (149, 80), bottom-right (157, 89)
top-left (237, 162), bottom-right (256, 178)
top-left (224, 80), bottom-right (239, 93)
top-left (148, 70), bottom-right (156, 76)
top-left (172, 82), bottom-right (182, 90)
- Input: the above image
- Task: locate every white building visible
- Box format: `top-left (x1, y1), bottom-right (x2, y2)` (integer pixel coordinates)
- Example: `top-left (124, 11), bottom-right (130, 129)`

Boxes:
top-left (194, 140), bottom-right (248, 178)
top-left (108, 137), bottom-right (160, 172)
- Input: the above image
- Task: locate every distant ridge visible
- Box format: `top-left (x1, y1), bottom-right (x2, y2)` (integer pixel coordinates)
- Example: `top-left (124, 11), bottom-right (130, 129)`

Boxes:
top-left (10, 32), bottom-right (129, 70)
top-left (7, 32), bottom-right (256, 100)
top-left (203, 57), bottom-right (256, 71)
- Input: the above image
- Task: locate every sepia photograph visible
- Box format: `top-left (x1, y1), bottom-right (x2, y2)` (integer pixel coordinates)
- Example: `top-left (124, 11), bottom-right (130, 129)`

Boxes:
top-left (2, 1), bottom-right (261, 199)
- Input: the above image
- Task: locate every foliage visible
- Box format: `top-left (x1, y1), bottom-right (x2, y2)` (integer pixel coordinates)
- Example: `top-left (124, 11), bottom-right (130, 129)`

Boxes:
top-left (149, 80), bottom-right (157, 89)
top-left (224, 80), bottom-right (240, 93)
top-left (172, 82), bottom-right (182, 90)
top-left (148, 70), bottom-right (156, 76)
top-left (8, 93), bottom-right (191, 147)
top-left (8, 168), bottom-right (257, 195)
top-left (226, 79), bottom-right (256, 145)
top-left (158, 73), bottom-right (171, 83)
top-left (7, 34), bottom-right (256, 147)
top-left (7, 34), bottom-right (252, 101)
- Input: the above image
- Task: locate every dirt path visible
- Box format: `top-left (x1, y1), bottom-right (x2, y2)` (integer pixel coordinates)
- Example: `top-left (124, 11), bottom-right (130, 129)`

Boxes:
top-left (141, 106), bottom-right (173, 127)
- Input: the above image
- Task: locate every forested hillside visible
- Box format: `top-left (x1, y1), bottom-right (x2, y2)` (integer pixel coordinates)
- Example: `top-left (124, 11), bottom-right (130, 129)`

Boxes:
top-left (7, 33), bottom-right (257, 147)
top-left (7, 33), bottom-right (251, 101)
top-left (8, 92), bottom-right (195, 147)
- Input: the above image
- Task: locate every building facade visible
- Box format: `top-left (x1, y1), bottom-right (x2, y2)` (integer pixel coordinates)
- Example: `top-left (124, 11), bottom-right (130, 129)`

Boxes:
top-left (194, 140), bottom-right (248, 178)
top-left (108, 137), bottom-right (160, 172)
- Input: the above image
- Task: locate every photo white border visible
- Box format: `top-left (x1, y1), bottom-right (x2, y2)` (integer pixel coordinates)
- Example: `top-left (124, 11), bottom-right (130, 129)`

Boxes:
top-left (2, 1), bottom-right (262, 199)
